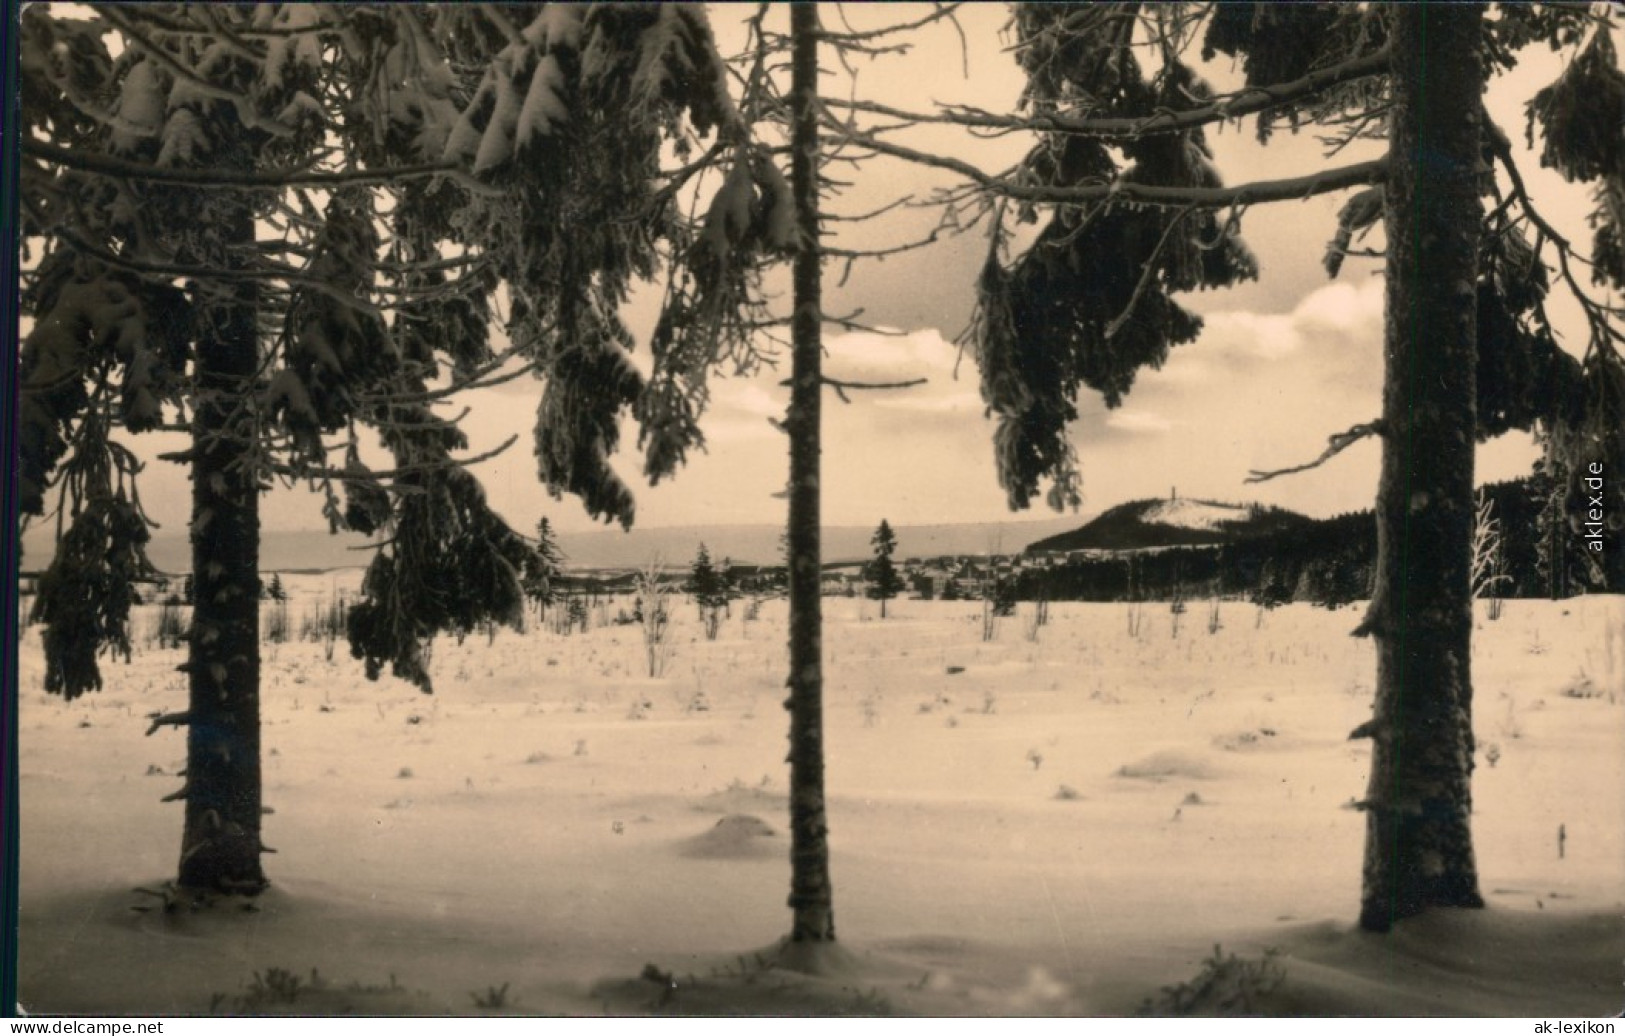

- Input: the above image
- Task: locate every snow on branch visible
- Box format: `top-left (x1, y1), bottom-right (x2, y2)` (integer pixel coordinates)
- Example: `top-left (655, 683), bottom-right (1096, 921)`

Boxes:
top-left (822, 116), bottom-right (1388, 210)
top-left (1484, 108), bottom-right (1625, 359)
top-left (824, 47), bottom-right (1390, 140)
top-left (96, 6), bottom-right (298, 139)
top-left (822, 3), bottom-right (966, 44)
top-left (23, 138), bottom-right (464, 191)
top-left (266, 435), bottom-right (519, 484)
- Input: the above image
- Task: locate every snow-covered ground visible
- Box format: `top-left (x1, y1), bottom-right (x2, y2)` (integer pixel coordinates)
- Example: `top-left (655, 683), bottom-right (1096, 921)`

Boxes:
top-left (14, 578), bottom-right (1625, 1016)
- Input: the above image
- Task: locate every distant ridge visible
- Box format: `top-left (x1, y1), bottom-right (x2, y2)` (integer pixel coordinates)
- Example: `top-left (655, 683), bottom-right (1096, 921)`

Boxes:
top-left (554, 517), bottom-right (1082, 569)
top-left (1025, 497), bottom-right (1314, 553)
top-left (19, 527), bottom-right (377, 576)
top-left (20, 517), bottom-right (1082, 574)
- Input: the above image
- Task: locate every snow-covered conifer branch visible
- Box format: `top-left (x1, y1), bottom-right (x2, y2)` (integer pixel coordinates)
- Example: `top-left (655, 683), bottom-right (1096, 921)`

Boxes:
top-left (1484, 110), bottom-right (1625, 359)
top-left (822, 117), bottom-right (1388, 209)
top-left (265, 435), bottom-right (519, 485)
top-left (23, 139), bottom-right (462, 190)
top-left (95, 6), bottom-right (299, 139)
top-left (825, 47), bottom-right (1390, 140)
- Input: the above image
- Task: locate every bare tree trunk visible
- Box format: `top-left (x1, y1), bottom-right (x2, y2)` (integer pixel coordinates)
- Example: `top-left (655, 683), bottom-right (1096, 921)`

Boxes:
top-left (784, 1), bottom-right (835, 943)
top-left (1357, 3), bottom-right (1485, 932)
top-left (179, 130), bottom-right (266, 895)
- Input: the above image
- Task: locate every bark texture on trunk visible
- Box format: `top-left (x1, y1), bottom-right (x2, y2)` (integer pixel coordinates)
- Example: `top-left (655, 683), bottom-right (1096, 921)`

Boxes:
top-left (179, 133), bottom-right (266, 895)
top-left (1358, 3), bottom-right (1485, 933)
top-left (784, 1), bottom-right (835, 943)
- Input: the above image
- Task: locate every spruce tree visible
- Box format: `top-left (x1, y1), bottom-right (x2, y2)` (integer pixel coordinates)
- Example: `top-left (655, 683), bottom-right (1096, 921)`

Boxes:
top-left (866, 520), bottom-right (904, 619)
top-left (19, 4), bottom-right (750, 895)
top-left (523, 518), bottom-right (566, 615)
top-left (687, 543), bottom-right (727, 639)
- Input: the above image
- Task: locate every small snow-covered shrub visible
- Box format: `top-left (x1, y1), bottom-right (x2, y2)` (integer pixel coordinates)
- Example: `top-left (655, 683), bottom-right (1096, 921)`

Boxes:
top-left (241, 966), bottom-right (311, 1008)
top-left (470, 982), bottom-right (512, 1010)
top-left (153, 599), bottom-right (189, 649)
top-left (301, 592), bottom-right (347, 661)
top-left (1561, 670), bottom-right (1604, 699)
top-left (1138, 945), bottom-right (1284, 1016)
top-left (262, 597), bottom-right (290, 645)
top-left (635, 560), bottom-right (674, 677)
top-left (859, 691), bottom-right (880, 727)
top-left (1126, 601), bottom-right (1145, 639)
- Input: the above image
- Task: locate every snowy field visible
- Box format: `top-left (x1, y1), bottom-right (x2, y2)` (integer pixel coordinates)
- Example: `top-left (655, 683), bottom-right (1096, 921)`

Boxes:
top-left (14, 576), bottom-right (1625, 1016)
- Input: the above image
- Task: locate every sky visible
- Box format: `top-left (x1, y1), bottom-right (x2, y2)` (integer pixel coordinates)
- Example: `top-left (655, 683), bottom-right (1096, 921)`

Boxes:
top-left (28, 4), bottom-right (1609, 543)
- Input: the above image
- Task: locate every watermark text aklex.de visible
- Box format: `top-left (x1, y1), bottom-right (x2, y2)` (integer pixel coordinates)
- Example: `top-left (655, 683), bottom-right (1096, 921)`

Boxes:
top-left (1582, 461), bottom-right (1607, 554)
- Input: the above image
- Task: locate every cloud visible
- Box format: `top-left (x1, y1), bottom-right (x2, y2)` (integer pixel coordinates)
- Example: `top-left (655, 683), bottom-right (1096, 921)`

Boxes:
top-left (1195, 276), bottom-right (1382, 362)
top-left (825, 328), bottom-right (966, 382)
top-left (1105, 410), bottom-right (1174, 435)
top-left (875, 389), bottom-right (983, 414)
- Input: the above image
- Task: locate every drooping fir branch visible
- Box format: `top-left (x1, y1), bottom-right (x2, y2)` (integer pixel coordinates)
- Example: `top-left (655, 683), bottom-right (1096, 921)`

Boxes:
top-left (1484, 110), bottom-right (1625, 359)
top-left (344, 396), bottom-right (532, 693)
top-left (29, 449), bottom-right (156, 700)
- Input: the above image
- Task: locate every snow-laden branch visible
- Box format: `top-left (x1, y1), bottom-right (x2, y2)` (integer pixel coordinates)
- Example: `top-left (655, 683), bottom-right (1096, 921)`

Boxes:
top-left (54, 229), bottom-right (387, 319)
top-left (95, 6), bottom-right (298, 139)
top-left (824, 116), bottom-right (1388, 209)
top-left (821, 4), bottom-right (967, 46)
top-left (23, 138), bottom-right (466, 190)
top-left (117, 7), bottom-right (338, 40)
top-left (825, 47), bottom-right (1391, 139)
top-left (1483, 108), bottom-right (1625, 358)
top-left (265, 435), bottom-right (519, 484)
top-left (352, 350), bottom-right (543, 406)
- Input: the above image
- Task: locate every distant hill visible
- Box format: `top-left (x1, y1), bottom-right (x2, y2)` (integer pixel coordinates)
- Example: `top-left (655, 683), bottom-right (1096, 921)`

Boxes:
top-left (20, 517), bottom-right (1082, 575)
top-left (1026, 497), bottom-right (1315, 553)
top-left (1017, 478), bottom-right (1616, 604)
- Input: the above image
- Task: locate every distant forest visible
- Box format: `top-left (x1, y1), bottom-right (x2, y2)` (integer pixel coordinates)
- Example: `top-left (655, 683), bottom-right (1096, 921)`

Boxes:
top-left (1017, 478), bottom-right (1621, 607)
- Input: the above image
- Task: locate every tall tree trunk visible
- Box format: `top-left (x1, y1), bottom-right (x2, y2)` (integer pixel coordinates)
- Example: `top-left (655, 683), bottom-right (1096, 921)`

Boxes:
top-left (179, 131), bottom-right (266, 895)
top-left (1357, 4), bottom-right (1485, 932)
top-left (784, 1), bottom-right (835, 943)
